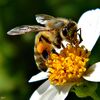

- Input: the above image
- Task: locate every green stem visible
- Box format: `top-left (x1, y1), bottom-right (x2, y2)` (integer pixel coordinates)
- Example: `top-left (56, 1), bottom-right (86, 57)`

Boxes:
top-left (90, 92), bottom-right (100, 100)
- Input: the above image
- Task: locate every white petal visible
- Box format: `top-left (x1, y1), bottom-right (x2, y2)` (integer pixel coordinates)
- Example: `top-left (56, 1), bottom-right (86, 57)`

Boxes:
top-left (54, 83), bottom-right (74, 100)
top-left (83, 62), bottom-right (100, 82)
top-left (40, 83), bottom-right (73, 100)
top-left (78, 8), bottom-right (100, 51)
top-left (29, 72), bottom-right (48, 82)
top-left (54, 47), bottom-right (63, 53)
top-left (62, 40), bottom-right (69, 47)
top-left (54, 40), bottom-right (69, 53)
top-left (30, 80), bottom-right (50, 100)
top-left (39, 85), bottom-right (58, 100)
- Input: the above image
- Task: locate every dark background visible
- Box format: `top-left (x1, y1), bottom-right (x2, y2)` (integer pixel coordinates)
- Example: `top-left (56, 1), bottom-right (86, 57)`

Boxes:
top-left (0, 0), bottom-right (100, 100)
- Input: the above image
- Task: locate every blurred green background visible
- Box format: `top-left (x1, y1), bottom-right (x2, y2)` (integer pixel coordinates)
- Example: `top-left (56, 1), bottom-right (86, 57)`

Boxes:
top-left (0, 0), bottom-right (100, 100)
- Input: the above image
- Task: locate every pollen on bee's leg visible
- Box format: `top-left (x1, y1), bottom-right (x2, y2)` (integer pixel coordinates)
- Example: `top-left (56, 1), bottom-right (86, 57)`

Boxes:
top-left (45, 44), bottom-right (90, 86)
top-left (37, 42), bottom-right (45, 53)
top-left (36, 41), bottom-right (52, 54)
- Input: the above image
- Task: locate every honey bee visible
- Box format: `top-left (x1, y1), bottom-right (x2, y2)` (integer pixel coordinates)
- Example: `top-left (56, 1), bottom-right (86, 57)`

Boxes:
top-left (7, 14), bottom-right (83, 71)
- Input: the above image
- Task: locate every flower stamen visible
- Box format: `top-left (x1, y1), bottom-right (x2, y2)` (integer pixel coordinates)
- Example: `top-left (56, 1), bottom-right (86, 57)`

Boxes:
top-left (45, 44), bottom-right (90, 85)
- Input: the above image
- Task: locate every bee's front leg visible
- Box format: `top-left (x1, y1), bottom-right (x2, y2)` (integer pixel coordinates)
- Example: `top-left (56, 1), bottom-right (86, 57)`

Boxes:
top-left (77, 28), bottom-right (83, 43)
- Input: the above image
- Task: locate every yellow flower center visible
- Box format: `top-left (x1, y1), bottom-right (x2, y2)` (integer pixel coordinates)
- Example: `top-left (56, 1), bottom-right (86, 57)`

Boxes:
top-left (45, 44), bottom-right (90, 85)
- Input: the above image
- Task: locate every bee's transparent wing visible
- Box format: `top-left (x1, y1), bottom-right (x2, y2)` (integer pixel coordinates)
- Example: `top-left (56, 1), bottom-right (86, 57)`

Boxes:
top-left (7, 25), bottom-right (47, 35)
top-left (35, 14), bottom-right (55, 25)
top-left (78, 8), bottom-right (100, 51)
top-left (36, 14), bottom-right (65, 29)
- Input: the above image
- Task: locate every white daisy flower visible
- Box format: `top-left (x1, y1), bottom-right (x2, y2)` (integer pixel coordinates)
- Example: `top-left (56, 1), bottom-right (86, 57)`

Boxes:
top-left (29, 9), bottom-right (100, 100)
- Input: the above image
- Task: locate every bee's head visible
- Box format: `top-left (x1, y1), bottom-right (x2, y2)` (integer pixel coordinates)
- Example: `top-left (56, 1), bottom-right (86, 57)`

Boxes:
top-left (61, 21), bottom-right (77, 38)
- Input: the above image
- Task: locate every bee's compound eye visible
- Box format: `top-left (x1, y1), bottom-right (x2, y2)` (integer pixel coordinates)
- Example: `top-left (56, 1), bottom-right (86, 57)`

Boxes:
top-left (62, 28), bottom-right (68, 36)
top-left (42, 50), bottom-right (48, 59)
